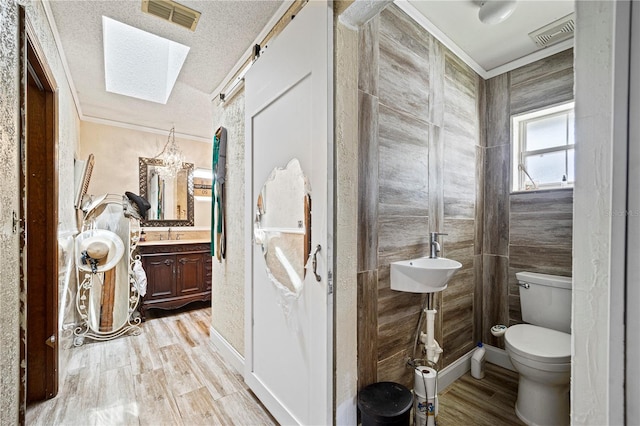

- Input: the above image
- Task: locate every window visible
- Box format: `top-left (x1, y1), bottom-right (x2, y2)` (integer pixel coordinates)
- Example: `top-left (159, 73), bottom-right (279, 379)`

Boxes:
top-left (512, 102), bottom-right (575, 192)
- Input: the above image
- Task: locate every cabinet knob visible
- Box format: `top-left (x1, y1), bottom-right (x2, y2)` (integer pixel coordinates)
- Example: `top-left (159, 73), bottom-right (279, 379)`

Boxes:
top-left (179, 258), bottom-right (187, 265)
top-left (164, 259), bottom-right (172, 266)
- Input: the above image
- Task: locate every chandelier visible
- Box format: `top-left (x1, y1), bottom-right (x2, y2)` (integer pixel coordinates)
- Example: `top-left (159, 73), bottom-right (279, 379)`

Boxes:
top-left (154, 126), bottom-right (184, 179)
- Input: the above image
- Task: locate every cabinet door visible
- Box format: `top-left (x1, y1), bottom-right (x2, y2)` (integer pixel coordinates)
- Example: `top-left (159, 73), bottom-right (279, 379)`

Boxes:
top-left (176, 253), bottom-right (203, 295)
top-left (143, 255), bottom-right (175, 299)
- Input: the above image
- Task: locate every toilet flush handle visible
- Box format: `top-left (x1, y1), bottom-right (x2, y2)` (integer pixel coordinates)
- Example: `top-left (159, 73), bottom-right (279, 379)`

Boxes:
top-left (517, 282), bottom-right (530, 289)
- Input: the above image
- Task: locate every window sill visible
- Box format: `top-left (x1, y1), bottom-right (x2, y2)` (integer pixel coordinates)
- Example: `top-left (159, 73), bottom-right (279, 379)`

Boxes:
top-left (510, 187), bottom-right (574, 195)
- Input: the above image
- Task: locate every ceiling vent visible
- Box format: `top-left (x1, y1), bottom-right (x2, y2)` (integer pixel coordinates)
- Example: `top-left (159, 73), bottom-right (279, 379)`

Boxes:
top-left (529, 13), bottom-right (575, 48)
top-left (142, 0), bottom-right (201, 31)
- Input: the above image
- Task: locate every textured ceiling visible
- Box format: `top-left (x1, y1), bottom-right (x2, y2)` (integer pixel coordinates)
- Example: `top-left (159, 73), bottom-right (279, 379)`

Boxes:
top-left (48, 0), bottom-right (284, 140)
top-left (406, 0), bottom-right (574, 75)
top-left (49, 1), bottom-right (574, 140)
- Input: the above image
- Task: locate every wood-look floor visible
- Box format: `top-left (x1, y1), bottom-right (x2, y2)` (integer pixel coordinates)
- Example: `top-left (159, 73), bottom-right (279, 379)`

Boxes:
top-left (26, 304), bottom-right (277, 426)
top-left (438, 363), bottom-right (525, 426)
top-left (28, 304), bottom-right (523, 426)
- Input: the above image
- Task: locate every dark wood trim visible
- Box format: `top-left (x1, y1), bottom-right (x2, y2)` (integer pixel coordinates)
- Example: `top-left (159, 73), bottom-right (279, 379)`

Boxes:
top-left (20, 8), bottom-right (59, 410)
top-left (18, 8), bottom-right (26, 424)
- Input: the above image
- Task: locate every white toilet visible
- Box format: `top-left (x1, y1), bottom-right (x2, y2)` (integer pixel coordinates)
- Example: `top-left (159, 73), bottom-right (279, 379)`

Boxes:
top-left (504, 271), bottom-right (572, 426)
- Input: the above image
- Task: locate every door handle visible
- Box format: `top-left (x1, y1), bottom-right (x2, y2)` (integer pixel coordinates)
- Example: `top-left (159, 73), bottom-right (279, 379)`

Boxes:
top-left (311, 245), bottom-right (321, 282)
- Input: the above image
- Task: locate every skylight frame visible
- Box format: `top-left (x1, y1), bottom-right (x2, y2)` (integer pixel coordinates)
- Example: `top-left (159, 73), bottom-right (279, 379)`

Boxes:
top-left (102, 16), bottom-right (190, 104)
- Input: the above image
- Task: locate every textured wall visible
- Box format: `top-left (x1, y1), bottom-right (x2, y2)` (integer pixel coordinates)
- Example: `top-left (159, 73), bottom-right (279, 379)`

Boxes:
top-left (357, 5), bottom-right (481, 389)
top-left (210, 91), bottom-right (245, 355)
top-left (482, 49), bottom-right (574, 348)
top-left (79, 121), bottom-right (212, 228)
top-left (573, 1), bottom-right (615, 423)
top-left (0, 0), bottom-right (80, 422)
top-left (0, 1), bottom-right (22, 422)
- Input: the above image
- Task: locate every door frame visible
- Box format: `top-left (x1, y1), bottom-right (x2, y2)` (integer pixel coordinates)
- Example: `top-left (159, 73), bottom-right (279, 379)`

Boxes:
top-left (18, 6), bottom-right (60, 419)
top-left (243, 1), bottom-right (334, 423)
top-left (626, 1), bottom-right (640, 420)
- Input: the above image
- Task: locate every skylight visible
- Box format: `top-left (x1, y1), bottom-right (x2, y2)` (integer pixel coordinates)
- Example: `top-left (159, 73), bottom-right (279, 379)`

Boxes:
top-left (102, 16), bottom-right (189, 104)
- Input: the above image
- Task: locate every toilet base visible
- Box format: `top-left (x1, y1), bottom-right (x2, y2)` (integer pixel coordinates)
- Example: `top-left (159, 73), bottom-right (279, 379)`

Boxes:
top-left (514, 375), bottom-right (569, 426)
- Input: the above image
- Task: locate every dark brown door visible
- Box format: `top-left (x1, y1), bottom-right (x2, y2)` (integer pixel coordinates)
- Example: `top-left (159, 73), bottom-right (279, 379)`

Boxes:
top-left (24, 35), bottom-right (59, 403)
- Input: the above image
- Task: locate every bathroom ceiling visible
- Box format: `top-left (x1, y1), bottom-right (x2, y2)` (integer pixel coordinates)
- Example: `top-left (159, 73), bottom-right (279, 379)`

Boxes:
top-left (46, 0), bottom-right (284, 141)
top-left (401, 0), bottom-right (575, 78)
top-left (47, 1), bottom-right (575, 142)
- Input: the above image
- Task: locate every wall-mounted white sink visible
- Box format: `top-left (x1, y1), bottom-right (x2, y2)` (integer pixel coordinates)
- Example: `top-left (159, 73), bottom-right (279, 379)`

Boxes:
top-left (390, 257), bottom-right (462, 293)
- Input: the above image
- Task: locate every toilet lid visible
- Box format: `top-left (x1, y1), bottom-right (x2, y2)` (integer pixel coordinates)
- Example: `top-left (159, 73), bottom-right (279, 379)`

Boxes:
top-left (505, 324), bottom-right (570, 363)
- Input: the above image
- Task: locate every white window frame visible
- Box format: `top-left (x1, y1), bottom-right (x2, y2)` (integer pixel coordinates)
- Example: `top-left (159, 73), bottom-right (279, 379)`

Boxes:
top-left (512, 101), bottom-right (575, 192)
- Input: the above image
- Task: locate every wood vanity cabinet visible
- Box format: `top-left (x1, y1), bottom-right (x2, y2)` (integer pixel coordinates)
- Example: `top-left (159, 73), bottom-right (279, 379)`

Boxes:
top-left (138, 242), bottom-right (212, 319)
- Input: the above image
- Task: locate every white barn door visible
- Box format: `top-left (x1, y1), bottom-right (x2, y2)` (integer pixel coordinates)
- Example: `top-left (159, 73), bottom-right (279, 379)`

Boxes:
top-left (244, 2), bottom-right (333, 425)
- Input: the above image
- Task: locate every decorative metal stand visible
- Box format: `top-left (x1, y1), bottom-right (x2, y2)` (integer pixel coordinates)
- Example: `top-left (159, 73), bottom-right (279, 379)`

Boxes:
top-left (73, 194), bottom-right (144, 346)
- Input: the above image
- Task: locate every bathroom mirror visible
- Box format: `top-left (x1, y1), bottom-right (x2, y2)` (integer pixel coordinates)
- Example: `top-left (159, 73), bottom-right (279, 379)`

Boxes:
top-left (254, 159), bottom-right (311, 296)
top-left (74, 194), bottom-right (142, 345)
top-left (138, 157), bottom-right (194, 227)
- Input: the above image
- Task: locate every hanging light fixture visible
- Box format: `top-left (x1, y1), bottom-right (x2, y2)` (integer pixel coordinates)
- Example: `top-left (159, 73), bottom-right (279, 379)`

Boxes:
top-left (478, 0), bottom-right (517, 25)
top-left (154, 126), bottom-right (185, 179)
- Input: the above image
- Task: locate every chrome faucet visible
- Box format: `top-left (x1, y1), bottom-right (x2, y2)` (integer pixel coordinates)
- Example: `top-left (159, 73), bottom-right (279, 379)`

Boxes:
top-left (429, 232), bottom-right (447, 258)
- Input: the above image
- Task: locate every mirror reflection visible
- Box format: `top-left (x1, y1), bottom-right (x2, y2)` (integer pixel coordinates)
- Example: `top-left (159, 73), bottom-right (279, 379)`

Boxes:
top-left (138, 157), bottom-right (194, 227)
top-left (254, 159), bottom-right (311, 296)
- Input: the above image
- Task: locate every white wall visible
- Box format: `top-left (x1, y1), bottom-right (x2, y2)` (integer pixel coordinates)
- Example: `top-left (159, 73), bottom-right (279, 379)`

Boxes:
top-left (573, 1), bottom-right (620, 423)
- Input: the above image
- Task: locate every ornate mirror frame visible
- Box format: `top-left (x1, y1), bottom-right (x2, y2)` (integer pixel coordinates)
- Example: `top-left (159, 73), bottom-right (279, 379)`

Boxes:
top-left (138, 157), bottom-right (195, 227)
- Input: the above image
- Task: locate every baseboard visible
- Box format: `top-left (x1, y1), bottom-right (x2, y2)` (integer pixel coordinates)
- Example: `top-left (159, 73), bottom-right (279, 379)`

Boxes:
top-left (206, 335), bottom-right (512, 397)
top-left (437, 350), bottom-right (473, 391)
top-left (335, 395), bottom-right (357, 426)
top-left (210, 326), bottom-right (245, 375)
top-left (436, 343), bottom-right (515, 391)
top-left (484, 344), bottom-right (515, 371)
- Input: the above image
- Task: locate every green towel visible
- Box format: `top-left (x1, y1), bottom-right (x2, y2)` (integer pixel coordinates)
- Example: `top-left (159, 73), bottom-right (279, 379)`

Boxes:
top-left (212, 127), bottom-right (227, 260)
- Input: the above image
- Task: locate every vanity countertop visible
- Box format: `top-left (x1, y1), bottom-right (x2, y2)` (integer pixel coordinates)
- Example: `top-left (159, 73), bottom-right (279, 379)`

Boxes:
top-left (138, 239), bottom-right (210, 246)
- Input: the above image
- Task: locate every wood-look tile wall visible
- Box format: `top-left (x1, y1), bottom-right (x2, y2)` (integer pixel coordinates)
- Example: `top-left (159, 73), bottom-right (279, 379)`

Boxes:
top-left (482, 49), bottom-right (574, 348)
top-left (357, 5), bottom-right (481, 389)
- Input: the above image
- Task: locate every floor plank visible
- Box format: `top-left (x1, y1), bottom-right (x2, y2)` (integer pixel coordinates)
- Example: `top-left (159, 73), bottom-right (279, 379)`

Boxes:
top-left (28, 304), bottom-right (522, 426)
top-left (438, 363), bottom-right (525, 426)
top-left (26, 305), bottom-right (276, 426)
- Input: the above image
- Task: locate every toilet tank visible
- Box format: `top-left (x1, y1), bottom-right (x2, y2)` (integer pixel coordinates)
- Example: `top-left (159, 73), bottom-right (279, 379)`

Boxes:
top-left (516, 271), bottom-right (572, 334)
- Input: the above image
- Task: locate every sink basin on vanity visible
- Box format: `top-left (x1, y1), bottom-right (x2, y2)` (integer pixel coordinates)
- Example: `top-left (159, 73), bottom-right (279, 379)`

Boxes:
top-left (390, 257), bottom-right (462, 293)
top-left (137, 239), bottom-right (212, 319)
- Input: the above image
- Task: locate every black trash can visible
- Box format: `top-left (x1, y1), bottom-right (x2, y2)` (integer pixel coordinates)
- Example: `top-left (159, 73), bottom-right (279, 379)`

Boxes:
top-left (357, 381), bottom-right (413, 426)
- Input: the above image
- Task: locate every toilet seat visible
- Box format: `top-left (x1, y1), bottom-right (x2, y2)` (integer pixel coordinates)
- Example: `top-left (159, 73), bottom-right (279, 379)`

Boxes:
top-left (505, 324), bottom-right (570, 364)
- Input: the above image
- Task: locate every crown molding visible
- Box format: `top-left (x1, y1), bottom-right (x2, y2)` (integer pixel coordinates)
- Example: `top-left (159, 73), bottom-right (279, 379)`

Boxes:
top-left (42, 0), bottom-right (83, 119)
top-left (43, 1), bottom-right (212, 144)
top-left (483, 39), bottom-right (574, 79)
top-left (81, 115), bottom-right (212, 144)
top-left (394, 0), bottom-right (574, 80)
top-left (210, 0), bottom-right (296, 101)
top-left (394, 0), bottom-right (488, 78)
